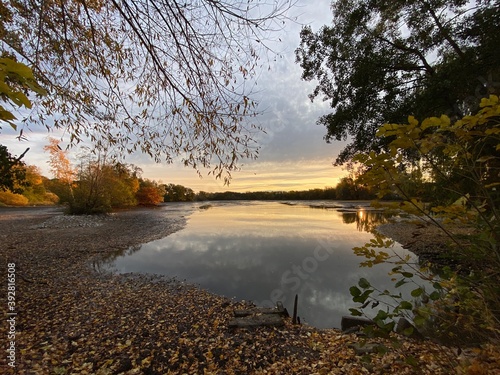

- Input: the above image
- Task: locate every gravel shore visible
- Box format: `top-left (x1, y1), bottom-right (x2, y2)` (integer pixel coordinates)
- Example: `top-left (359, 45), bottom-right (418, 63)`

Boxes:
top-left (0, 206), bottom-right (496, 374)
top-left (376, 217), bottom-right (477, 266)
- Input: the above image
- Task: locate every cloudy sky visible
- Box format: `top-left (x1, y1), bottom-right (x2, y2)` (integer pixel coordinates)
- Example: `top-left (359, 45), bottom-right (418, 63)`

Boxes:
top-left (0, 0), bottom-right (348, 193)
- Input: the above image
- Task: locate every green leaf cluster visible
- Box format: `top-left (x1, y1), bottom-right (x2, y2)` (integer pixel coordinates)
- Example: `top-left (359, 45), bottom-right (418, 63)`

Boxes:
top-left (0, 58), bottom-right (46, 129)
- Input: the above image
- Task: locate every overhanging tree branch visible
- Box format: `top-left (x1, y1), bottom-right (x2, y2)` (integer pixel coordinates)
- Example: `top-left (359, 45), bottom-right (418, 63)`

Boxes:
top-left (1, 0), bottom-right (294, 182)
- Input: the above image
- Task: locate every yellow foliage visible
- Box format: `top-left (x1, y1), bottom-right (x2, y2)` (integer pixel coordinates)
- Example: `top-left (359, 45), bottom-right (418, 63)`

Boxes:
top-left (480, 95), bottom-right (499, 108)
top-left (408, 115), bottom-right (419, 127)
top-left (43, 192), bottom-right (59, 204)
top-left (0, 190), bottom-right (29, 206)
top-left (421, 115), bottom-right (450, 130)
top-left (354, 95), bottom-right (500, 348)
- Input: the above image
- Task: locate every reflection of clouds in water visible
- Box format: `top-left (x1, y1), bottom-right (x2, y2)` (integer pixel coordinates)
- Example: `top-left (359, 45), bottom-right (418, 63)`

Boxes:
top-left (105, 202), bottom-right (422, 329)
top-left (304, 289), bottom-right (352, 326)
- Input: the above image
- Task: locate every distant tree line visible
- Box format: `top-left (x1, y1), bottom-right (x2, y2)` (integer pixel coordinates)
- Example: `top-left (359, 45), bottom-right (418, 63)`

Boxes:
top-left (161, 175), bottom-right (376, 202)
top-left (195, 178), bottom-right (375, 201)
top-left (3, 140), bottom-right (454, 208)
top-left (1, 142), bottom-right (377, 211)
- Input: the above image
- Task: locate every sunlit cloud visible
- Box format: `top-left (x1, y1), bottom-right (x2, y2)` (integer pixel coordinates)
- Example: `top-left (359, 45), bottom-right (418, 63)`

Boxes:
top-left (224, 159), bottom-right (344, 192)
top-left (135, 158), bottom-right (344, 193)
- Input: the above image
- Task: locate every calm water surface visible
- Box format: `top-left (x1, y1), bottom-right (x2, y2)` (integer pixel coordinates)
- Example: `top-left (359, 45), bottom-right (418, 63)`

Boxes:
top-left (103, 201), bottom-right (417, 328)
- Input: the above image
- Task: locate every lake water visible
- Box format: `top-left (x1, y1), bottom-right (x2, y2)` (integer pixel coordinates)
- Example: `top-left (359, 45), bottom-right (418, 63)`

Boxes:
top-left (102, 201), bottom-right (418, 329)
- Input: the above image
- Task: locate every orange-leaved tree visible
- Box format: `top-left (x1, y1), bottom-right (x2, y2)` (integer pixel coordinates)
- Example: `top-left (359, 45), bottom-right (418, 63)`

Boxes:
top-left (136, 180), bottom-right (164, 206)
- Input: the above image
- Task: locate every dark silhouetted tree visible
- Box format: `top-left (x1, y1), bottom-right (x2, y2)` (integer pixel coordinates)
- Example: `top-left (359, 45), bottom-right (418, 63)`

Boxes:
top-left (296, 0), bottom-right (500, 164)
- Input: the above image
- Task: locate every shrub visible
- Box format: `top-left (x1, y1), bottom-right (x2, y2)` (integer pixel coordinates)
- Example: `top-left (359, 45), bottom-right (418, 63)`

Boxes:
top-left (349, 96), bottom-right (500, 348)
top-left (0, 190), bottom-right (29, 206)
top-left (136, 186), bottom-right (163, 206)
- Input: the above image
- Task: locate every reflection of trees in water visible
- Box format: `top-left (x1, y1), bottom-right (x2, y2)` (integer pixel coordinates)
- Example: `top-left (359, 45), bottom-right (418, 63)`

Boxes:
top-left (92, 244), bottom-right (142, 274)
top-left (342, 210), bottom-right (392, 232)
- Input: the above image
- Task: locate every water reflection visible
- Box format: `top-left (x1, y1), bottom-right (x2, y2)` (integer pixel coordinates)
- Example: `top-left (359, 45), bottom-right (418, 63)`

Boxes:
top-left (93, 244), bottom-right (142, 274)
top-left (341, 210), bottom-right (393, 232)
top-left (100, 201), bottom-right (417, 329)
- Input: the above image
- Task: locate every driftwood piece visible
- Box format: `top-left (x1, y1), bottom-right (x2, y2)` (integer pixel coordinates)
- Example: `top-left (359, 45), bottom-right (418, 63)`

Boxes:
top-left (234, 302), bottom-right (288, 318)
top-left (229, 302), bottom-right (288, 328)
top-left (234, 307), bottom-right (280, 317)
top-left (228, 314), bottom-right (285, 328)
